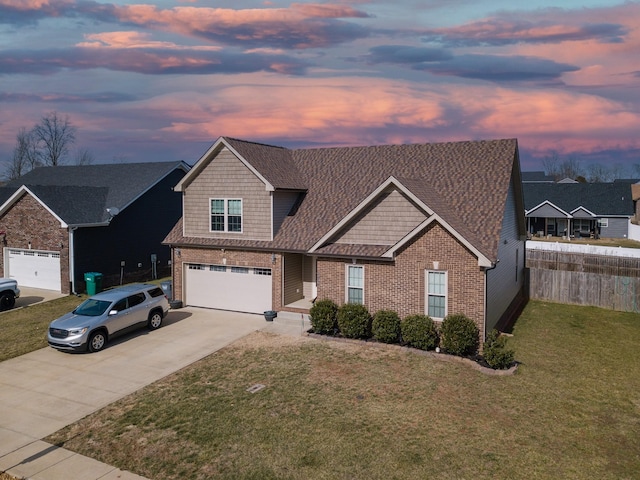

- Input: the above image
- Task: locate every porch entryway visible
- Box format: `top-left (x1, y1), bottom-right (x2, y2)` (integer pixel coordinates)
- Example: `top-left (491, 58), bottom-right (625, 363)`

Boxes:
top-left (282, 253), bottom-right (316, 311)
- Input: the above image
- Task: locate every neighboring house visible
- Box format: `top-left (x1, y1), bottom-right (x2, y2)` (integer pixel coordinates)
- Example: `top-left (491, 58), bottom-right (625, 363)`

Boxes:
top-left (164, 137), bottom-right (526, 340)
top-left (521, 171), bottom-right (554, 183)
top-left (0, 162), bottom-right (189, 294)
top-left (523, 182), bottom-right (634, 239)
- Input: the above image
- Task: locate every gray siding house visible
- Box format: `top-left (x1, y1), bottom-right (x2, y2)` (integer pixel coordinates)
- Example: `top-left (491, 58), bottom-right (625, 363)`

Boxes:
top-left (523, 182), bottom-right (634, 239)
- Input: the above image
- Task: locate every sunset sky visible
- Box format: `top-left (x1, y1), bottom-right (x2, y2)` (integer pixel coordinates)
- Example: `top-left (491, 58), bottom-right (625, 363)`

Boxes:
top-left (1, 0), bottom-right (639, 172)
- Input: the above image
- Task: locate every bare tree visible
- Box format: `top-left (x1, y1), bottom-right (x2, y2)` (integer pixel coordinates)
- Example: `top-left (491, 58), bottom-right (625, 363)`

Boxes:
top-left (32, 111), bottom-right (76, 166)
top-left (587, 163), bottom-right (612, 183)
top-left (541, 154), bottom-right (560, 179)
top-left (74, 148), bottom-right (94, 166)
top-left (555, 156), bottom-right (581, 181)
top-left (4, 128), bottom-right (40, 180)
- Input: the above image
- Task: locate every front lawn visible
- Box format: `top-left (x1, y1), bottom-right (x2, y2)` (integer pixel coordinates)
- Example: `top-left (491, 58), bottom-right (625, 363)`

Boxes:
top-left (0, 294), bottom-right (86, 361)
top-left (45, 301), bottom-right (640, 479)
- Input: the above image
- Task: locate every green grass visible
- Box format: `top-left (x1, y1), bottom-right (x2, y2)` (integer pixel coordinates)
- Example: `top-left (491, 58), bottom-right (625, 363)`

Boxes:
top-left (0, 294), bottom-right (87, 361)
top-left (43, 300), bottom-right (640, 480)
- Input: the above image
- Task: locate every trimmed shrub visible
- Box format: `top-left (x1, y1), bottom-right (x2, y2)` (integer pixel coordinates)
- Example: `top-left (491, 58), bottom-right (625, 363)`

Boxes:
top-left (483, 329), bottom-right (515, 369)
top-left (337, 303), bottom-right (372, 339)
top-left (372, 310), bottom-right (401, 344)
top-left (440, 313), bottom-right (479, 356)
top-left (309, 299), bottom-right (338, 335)
top-left (401, 314), bottom-right (439, 350)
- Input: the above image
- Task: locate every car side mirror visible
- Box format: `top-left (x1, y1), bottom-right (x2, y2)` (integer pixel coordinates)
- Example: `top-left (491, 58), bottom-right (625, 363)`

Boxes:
top-left (109, 309), bottom-right (119, 316)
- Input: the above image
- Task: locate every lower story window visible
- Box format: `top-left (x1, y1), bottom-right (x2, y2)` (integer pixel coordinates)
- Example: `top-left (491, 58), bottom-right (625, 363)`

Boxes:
top-left (347, 265), bottom-right (364, 304)
top-left (426, 270), bottom-right (447, 319)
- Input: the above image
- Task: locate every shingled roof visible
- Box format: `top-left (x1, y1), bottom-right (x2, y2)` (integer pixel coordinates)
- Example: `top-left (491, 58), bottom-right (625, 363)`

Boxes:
top-left (0, 161), bottom-right (189, 226)
top-left (523, 182), bottom-right (634, 216)
top-left (166, 137), bottom-right (521, 263)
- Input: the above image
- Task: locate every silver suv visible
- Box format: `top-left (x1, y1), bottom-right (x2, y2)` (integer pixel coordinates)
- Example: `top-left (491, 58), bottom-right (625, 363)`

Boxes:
top-left (48, 283), bottom-right (170, 352)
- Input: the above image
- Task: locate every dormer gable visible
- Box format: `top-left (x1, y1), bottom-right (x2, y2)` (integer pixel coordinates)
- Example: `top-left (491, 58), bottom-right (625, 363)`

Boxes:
top-left (309, 177), bottom-right (493, 267)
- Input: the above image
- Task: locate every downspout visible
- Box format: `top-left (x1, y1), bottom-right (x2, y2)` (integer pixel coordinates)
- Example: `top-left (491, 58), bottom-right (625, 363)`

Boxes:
top-left (69, 227), bottom-right (78, 295)
top-left (483, 260), bottom-right (499, 344)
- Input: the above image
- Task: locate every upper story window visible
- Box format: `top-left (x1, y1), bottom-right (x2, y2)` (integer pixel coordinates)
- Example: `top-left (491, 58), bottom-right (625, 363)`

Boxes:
top-left (211, 198), bottom-right (243, 233)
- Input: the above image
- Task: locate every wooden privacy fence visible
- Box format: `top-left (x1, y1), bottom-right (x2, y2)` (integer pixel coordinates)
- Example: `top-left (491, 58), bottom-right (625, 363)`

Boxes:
top-left (527, 249), bottom-right (640, 312)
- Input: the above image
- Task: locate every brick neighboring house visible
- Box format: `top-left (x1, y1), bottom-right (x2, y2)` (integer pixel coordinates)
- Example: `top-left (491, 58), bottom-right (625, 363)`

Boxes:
top-left (0, 162), bottom-right (189, 294)
top-left (164, 137), bottom-right (527, 340)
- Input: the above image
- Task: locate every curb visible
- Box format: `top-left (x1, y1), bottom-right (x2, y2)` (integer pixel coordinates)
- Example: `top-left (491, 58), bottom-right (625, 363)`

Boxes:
top-left (306, 332), bottom-right (518, 376)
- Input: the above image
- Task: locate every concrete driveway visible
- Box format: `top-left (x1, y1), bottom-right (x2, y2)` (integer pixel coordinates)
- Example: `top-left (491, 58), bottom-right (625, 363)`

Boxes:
top-left (12, 286), bottom-right (67, 310)
top-left (0, 307), bottom-right (269, 479)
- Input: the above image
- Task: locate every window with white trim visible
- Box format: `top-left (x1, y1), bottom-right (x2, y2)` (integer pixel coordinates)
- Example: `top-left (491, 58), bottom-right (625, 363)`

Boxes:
top-left (426, 270), bottom-right (447, 320)
top-left (210, 198), bottom-right (243, 233)
top-left (597, 218), bottom-right (608, 228)
top-left (346, 265), bottom-right (364, 304)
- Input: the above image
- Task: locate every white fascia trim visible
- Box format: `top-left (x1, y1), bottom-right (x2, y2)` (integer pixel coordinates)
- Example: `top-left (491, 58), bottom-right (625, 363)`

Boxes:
top-left (0, 186), bottom-right (68, 228)
top-left (525, 200), bottom-right (571, 218)
top-left (382, 215), bottom-right (493, 268)
top-left (308, 176), bottom-right (430, 253)
top-left (174, 137), bottom-right (275, 192)
top-left (570, 206), bottom-right (597, 217)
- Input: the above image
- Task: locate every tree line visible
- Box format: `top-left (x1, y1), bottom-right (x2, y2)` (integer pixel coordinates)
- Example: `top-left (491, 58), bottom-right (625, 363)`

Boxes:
top-left (4, 111), bottom-right (93, 181)
top-left (542, 154), bottom-right (640, 183)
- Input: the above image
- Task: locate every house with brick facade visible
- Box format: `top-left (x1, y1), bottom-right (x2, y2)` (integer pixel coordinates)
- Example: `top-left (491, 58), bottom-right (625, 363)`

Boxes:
top-left (0, 161), bottom-right (188, 294)
top-left (163, 137), bottom-right (526, 340)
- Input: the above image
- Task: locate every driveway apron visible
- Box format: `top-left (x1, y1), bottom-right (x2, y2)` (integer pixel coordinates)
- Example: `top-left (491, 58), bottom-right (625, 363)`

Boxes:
top-left (0, 307), bottom-right (266, 479)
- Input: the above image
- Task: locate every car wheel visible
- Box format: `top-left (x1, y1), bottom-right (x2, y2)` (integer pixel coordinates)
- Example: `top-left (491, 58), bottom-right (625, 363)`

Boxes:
top-left (88, 331), bottom-right (107, 352)
top-left (0, 293), bottom-right (15, 310)
top-left (148, 311), bottom-right (163, 330)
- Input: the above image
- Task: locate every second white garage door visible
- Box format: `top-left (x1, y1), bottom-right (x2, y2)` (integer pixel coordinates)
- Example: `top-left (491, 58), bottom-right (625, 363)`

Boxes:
top-left (184, 263), bottom-right (272, 314)
top-left (6, 248), bottom-right (62, 291)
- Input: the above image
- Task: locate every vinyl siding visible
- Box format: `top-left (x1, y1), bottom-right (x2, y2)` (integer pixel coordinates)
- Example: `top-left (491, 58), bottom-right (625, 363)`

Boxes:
top-left (183, 147), bottom-right (271, 240)
top-left (335, 187), bottom-right (427, 245)
top-left (600, 217), bottom-right (630, 238)
top-left (527, 203), bottom-right (567, 217)
top-left (273, 191), bottom-right (301, 238)
top-left (303, 255), bottom-right (315, 299)
top-left (486, 174), bottom-right (525, 334)
top-left (283, 253), bottom-right (304, 305)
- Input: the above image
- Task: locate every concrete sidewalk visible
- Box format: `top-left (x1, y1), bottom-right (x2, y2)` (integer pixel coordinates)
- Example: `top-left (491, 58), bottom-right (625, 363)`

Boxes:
top-left (0, 307), bottom-right (307, 480)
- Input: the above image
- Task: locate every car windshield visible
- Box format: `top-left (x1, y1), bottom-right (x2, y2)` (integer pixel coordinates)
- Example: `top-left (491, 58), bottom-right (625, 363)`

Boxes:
top-left (73, 299), bottom-right (112, 317)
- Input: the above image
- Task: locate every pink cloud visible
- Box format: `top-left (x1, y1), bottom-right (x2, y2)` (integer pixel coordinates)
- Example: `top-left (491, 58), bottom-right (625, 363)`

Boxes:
top-left (110, 3), bottom-right (370, 48)
top-left (77, 31), bottom-right (222, 51)
top-left (0, 0), bottom-right (59, 8)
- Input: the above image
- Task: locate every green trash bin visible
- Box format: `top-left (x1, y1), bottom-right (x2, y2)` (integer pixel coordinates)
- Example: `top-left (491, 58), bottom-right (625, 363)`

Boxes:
top-left (85, 272), bottom-right (103, 295)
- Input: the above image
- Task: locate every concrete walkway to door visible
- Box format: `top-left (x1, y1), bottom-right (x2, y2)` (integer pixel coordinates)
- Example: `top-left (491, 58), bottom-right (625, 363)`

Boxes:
top-left (0, 307), bottom-right (272, 479)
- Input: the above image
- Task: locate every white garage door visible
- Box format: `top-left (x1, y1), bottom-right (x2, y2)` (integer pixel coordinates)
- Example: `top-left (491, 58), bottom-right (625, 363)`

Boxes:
top-left (6, 248), bottom-right (62, 291)
top-left (185, 263), bottom-right (272, 314)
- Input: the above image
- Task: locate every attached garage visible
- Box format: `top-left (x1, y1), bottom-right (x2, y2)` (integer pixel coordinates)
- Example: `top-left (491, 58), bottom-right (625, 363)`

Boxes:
top-left (184, 263), bottom-right (272, 314)
top-left (5, 248), bottom-right (62, 291)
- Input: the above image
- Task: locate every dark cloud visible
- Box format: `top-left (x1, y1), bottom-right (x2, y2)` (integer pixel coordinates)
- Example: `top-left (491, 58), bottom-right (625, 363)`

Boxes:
top-left (421, 19), bottom-right (627, 47)
top-left (187, 19), bottom-right (369, 50)
top-left (0, 47), bottom-right (309, 76)
top-left (0, 91), bottom-right (136, 103)
top-left (0, 1), bottom-right (372, 50)
top-left (364, 45), bottom-right (453, 64)
top-left (416, 54), bottom-right (579, 82)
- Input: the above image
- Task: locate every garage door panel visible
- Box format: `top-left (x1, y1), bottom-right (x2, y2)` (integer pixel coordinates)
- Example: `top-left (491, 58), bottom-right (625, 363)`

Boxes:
top-left (6, 249), bottom-right (61, 291)
top-left (185, 264), bottom-right (272, 314)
